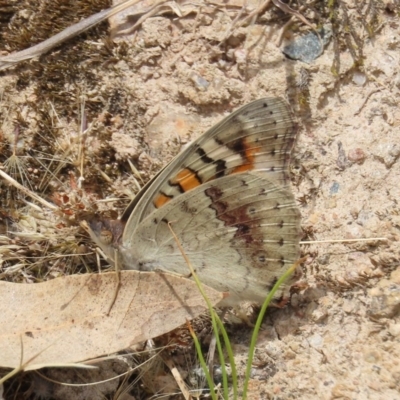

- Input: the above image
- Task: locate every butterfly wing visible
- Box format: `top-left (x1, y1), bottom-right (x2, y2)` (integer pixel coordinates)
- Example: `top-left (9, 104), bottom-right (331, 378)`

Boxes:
top-left (123, 98), bottom-right (297, 228)
top-left (87, 97), bottom-right (301, 304)
top-left (120, 172), bottom-right (300, 306)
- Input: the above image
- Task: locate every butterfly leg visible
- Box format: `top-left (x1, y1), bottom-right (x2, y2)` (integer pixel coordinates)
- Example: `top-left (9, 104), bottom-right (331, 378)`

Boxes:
top-left (106, 248), bottom-right (122, 316)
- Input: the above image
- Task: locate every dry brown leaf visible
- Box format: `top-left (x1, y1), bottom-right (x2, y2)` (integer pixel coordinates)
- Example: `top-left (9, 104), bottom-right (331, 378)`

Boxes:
top-left (0, 271), bottom-right (223, 370)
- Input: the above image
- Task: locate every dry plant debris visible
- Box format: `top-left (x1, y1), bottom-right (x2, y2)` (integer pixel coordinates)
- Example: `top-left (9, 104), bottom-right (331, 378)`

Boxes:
top-left (0, 270), bottom-right (222, 370)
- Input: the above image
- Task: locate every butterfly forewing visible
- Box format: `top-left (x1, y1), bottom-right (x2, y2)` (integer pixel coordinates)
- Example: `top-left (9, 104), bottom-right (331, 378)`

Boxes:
top-left (123, 98), bottom-right (297, 228)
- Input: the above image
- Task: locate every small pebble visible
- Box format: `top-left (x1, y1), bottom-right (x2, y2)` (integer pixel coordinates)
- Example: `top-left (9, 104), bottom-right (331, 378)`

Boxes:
top-left (352, 71), bottom-right (367, 86)
top-left (308, 334), bottom-right (324, 348)
top-left (190, 73), bottom-right (210, 89)
top-left (368, 282), bottom-right (400, 319)
top-left (329, 181), bottom-right (340, 194)
top-left (388, 323), bottom-right (400, 337)
top-left (373, 142), bottom-right (400, 167)
top-left (282, 25), bottom-right (332, 63)
top-left (348, 148), bottom-right (366, 164)
top-left (234, 48), bottom-right (248, 64)
top-left (364, 350), bottom-right (381, 363)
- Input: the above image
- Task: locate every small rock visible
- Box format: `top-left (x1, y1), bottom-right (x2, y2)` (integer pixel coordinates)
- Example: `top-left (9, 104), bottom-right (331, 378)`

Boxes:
top-left (234, 48), bottom-right (248, 64)
top-left (388, 323), bottom-right (400, 337)
top-left (308, 334), bottom-right (324, 348)
top-left (282, 25), bottom-right (332, 63)
top-left (373, 142), bottom-right (400, 167)
top-left (337, 141), bottom-right (349, 169)
top-left (363, 350), bottom-right (381, 363)
top-left (329, 181), bottom-right (340, 194)
top-left (348, 148), bottom-right (366, 164)
top-left (265, 342), bottom-right (283, 358)
top-left (311, 308), bottom-right (328, 323)
top-left (190, 73), bottom-right (210, 90)
top-left (352, 71), bottom-right (367, 86)
top-left (368, 279), bottom-right (400, 319)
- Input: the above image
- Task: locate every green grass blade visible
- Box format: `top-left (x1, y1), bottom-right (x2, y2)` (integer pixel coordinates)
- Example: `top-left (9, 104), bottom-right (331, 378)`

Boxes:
top-left (187, 321), bottom-right (218, 400)
top-left (214, 314), bottom-right (238, 399)
top-left (242, 262), bottom-right (300, 399)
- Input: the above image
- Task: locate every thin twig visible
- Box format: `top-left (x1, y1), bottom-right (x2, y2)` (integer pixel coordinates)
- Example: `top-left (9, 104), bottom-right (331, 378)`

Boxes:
top-left (0, 0), bottom-right (143, 71)
top-left (354, 88), bottom-right (382, 115)
top-left (272, 0), bottom-right (315, 31)
top-left (0, 169), bottom-right (58, 211)
top-left (161, 354), bottom-right (192, 400)
top-left (221, 0), bottom-right (272, 42)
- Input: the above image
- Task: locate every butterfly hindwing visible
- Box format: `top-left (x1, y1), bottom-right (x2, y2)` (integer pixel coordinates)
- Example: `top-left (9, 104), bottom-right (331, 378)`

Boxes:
top-left (120, 172), bottom-right (300, 306)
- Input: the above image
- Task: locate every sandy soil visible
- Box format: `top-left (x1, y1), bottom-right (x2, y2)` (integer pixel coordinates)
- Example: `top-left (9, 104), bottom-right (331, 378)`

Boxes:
top-left (0, 1), bottom-right (399, 399)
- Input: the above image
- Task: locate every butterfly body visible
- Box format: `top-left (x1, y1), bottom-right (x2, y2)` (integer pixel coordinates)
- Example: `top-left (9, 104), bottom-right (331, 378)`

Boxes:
top-left (89, 98), bottom-right (301, 306)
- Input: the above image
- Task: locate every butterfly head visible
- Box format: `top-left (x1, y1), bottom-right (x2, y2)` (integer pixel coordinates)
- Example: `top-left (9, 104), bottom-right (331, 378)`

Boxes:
top-left (85, 218), bottom-right (126, 265)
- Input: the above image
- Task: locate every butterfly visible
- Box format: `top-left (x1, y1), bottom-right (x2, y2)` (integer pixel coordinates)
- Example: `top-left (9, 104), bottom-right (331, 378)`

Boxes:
top-left (88, 98), bottom-right (301, 307)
